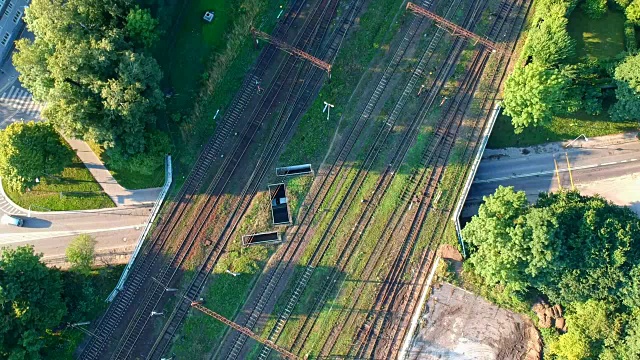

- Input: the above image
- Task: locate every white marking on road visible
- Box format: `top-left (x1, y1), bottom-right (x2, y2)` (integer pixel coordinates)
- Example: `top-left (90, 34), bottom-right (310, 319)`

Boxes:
top-left (0, 223), bottom-right (147, 245)
top-left (475, 158), bottom-right (640, 184)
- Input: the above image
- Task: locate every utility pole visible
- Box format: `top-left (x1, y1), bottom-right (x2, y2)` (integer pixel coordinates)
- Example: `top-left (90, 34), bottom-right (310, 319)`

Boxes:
top-left (190, 301), bottom-right (300, 360)
top-left (323, 101), bottom-right (334, 120)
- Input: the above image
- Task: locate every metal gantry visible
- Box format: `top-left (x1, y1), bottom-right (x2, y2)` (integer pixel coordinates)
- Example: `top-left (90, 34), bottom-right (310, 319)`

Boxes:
top-left (251, 28), bottom-right (332, 74)
top-left (406, 2), bottom-right (498, 51)
top-left (190, 302), bottom-right (300, 360)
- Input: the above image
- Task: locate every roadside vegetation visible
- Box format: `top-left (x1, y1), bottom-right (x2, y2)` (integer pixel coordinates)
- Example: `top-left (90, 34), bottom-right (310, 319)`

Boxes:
top-left (0, 121), bottom-right (114, 210)
top-left (14, 0), bottom-right (169, 188)
top-left (492, 0), bottom-right (640, 148)
top-left (461, 186), bottom-right (640, 359)
top-left (0, 243), bottom-right (122, 359)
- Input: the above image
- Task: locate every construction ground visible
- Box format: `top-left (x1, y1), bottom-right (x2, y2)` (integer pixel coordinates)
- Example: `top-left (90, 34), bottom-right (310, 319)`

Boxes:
top-left (406, 282), bottom-right (541, 360)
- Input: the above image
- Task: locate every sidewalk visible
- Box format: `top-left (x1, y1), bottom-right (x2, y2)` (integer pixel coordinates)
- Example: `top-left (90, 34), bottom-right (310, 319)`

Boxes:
top-left (66, 139), bottom-right (161, 207)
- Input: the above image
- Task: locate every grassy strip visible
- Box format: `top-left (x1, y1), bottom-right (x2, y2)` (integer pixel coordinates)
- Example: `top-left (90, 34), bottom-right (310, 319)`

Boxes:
top-left (165, 0), bottom-right (283, 174)
top-left (5, 156), bottom-right (114, 211)
top-left (169, 174), bottom-right (312, 357)
top-left (487, 112), bottom-right (638, 148)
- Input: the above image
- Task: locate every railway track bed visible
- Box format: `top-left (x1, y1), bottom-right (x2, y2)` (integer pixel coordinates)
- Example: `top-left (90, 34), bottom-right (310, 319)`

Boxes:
top-left (77, 0), bottom-right (533, 357)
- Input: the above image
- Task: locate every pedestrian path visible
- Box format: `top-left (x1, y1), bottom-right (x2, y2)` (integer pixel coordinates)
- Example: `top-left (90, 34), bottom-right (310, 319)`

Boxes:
top-left (66, 139), bottom-right (162, 207)
top-left (0, 85), bottom-right (43, 128)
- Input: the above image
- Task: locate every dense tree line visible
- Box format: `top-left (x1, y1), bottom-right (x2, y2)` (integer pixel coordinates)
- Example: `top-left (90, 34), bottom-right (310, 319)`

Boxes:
top-left (502, 0), bottom-right (640, 132)
top-left (0, 241), bottom-right (107, 359)
top-left (462, 187), bottom-right (640, 359)
top-left (14, 0), bottom-right (169, 173)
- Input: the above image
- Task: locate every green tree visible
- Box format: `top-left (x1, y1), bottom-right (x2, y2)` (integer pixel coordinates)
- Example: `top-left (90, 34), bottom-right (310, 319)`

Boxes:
top-left (463, 189), bottom-right (640, 305)
top-left (0, 121), bottom-right (74, 191)
top-left (14, 0), bottom-right (164, 156)
top-left (462, 186), bottom-right (558, 297)
top-left (610, 53), bottom-right (640, 121)
top-left (125, 7), bottom-right (159, 48)
top-left (66, 234), bottom-right (97, 274)
top-left (549, 300), bottom-right (622, 359)
top-left (582, 0), bottom-right (608, 19)
top-left (503, 62), bottom-right (569, 132)
top-left (0, 246), bottom-right (67, 359)
top-left (626, 0), bottom-right (640, 24)
top-left (525, 12), bottom-right (576, 65)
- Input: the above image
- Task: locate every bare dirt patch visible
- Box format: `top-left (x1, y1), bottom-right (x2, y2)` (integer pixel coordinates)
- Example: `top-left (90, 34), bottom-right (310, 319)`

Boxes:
top-left (406, 283), bottom-right (541, 360)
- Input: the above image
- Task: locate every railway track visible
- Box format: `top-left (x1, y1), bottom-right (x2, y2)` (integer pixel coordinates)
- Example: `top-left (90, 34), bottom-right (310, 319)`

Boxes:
top-left (235, 0), bottom-right (494, 358)
top-left (119, 1), bottom-right (340, 358)
top-left (217, 0), bottom-right (446, 357)
top-left (299, 0), bottom-right (488, 357)
top-left (78, 0), bottom-right (337, 358)
top-left (380, 0), bottom-right (532, 357)
top-left (145, 0), bottom-right (353, 358)
top-left (344, 0), bottom-right (530, 358)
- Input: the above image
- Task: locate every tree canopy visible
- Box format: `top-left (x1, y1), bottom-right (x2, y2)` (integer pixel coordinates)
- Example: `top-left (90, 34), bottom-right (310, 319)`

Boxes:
top-left (610, 53), bottom-right (640, 121)
top-left (525, 10), bottom-right (576, 65)
top-left (66, 234), bottom-right (97, 274)
top-left (502, 62), bottom-right (569, 132)
top-left (0, 246), bottom-right (67, 359)
top-left (0, 121), bottom-right (75, 191)
top-left (463, 187), bottom-right (640, 359)
top-left (14, 0), bottom-right (164, 157)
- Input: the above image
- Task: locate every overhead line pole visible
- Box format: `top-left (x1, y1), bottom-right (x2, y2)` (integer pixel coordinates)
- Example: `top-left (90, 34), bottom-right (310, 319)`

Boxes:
top-left (406, 2), bottom-right (498, 52)
top-left (251, 28), bottom-right (332, 75)
top-left (190, 302), bottom-right (300, 360)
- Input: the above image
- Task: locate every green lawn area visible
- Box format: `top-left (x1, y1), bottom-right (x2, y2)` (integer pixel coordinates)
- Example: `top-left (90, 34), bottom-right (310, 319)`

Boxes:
top-left (568, 7), bottom-right (626, 59)
top-left (4, 157), bottom-right (115, 211)
top-left (487, 111), bottom-right (638, 149)
top-left (154, 0), bottom-right (236, 115)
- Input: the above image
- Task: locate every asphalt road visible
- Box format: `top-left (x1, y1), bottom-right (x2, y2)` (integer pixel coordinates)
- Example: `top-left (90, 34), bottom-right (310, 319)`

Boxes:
top-left (463, 133), bottom-right (640, 217)
top-left (0, 206), bottom-right (151, 264)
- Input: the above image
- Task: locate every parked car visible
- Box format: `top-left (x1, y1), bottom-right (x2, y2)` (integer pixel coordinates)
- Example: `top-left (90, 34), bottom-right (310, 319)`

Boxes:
top-left (1, 214), bottom-right (24, 227)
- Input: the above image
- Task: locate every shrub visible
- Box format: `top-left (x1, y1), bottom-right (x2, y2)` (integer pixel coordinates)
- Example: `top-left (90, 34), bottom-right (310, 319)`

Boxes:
top-left (106, 130), bottom-right (170, 175)
top-left (582, 0), bottom-right (608, 19)
top-left (624, 20), bottom-right (638, 52)
top-left (525, 12), bottom-right (576, 65)
top-left (627, 0), bottom-right (640, 25)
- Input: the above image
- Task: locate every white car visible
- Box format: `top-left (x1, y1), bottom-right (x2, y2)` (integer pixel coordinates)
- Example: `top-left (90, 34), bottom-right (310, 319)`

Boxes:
top-left (1, 214), bottom-right (24, 227)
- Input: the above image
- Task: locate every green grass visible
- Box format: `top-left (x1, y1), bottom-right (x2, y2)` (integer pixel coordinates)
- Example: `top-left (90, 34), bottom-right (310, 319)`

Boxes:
top-left (86, 141), bottom-right (165, 190)
top-left (5, 157), bottom-right (115, 211)
top-left (154, 0), bottom-right (236, 115)
top-left (487, 112), bottom-right (638, 149)
top-left (567, 7), bottom-right (626, 59)
top-left (171, 271), bottom-right (260, 358)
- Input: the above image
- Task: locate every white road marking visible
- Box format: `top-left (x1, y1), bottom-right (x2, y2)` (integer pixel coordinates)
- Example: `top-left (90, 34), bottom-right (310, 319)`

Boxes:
top-left (0, 223), bottom-right (146, 245)
top-left (474, 158), bottom-right (640, 184)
